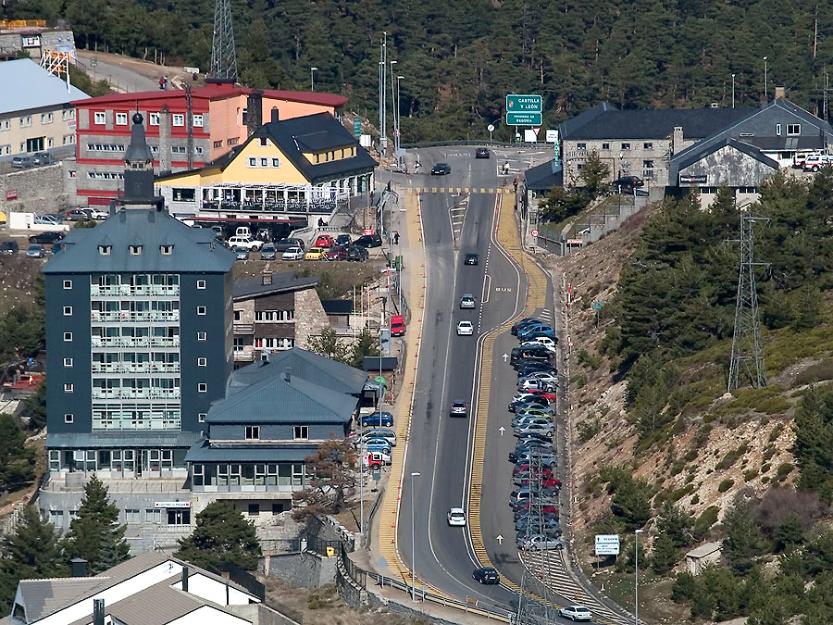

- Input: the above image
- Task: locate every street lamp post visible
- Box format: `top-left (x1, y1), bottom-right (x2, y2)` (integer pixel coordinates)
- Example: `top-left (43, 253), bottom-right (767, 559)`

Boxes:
top-left (410, 471), bottom-right (421, 601)
top-left (310, 67), bottom-right (318, 91)
top-left (635, 529), bottom-right (644, 625)
top-left (763, 56), bottom-right (768, 102)
top-left (396, 75), bottom-right (404, 160)
top-left (731, 73), bottom-right (736, 108)
top-left (389, 60), bottom-right (398, 159)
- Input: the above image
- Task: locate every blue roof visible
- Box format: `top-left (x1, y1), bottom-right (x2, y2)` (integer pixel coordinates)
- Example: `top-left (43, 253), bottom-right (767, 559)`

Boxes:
top-left (43, 208), bottom-right (236, 274)
top-left (47, 431), bottom-right (200, 448)
top-left (185, 441), bottom-right (319, 463)
top-left (0, 59), bottom-right (89, 115)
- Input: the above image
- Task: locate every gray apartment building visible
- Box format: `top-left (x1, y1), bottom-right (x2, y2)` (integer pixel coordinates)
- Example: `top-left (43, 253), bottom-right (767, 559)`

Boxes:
top-left (39, 113), bottom-right (236, 548)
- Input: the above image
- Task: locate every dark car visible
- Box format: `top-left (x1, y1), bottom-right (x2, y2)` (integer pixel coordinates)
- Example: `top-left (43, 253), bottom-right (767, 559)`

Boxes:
top-left (464, 253), bottom-right (479, 265)
top-left (612, 175), bottom-right (644, 192)
top-left (475, 147), bottom-right (490, 159)
top-left (234, 247), bottom-right (250, 261)
top-left (335, 234), bottom-right (352, 247)
top-left (32, 152), bottom-right (54, 166)
top-left (324, 245), bottom-right (348, 261)
top-left (353, 234), bottom-right (382, 248)
top-left (273, 238), bottom-right (305, 252)
top-left (260, 244), bottom-right (278, 260)
top-left (0, 240), bottom-right (19, 255)
top-left (431, 163), bottom-right (451, 175)
top-left (347, 245), bottom-right (369, 262)
top-left (28, 231), bottom-right (65, 245)
top-left (472, 567), bottom-right (500, 585)
top-left (511, 317), bottom-right (541, 336)
top-left (361, 412), bottom-right (394, 428)
top-left (64, 208), bottom-right (92, 221)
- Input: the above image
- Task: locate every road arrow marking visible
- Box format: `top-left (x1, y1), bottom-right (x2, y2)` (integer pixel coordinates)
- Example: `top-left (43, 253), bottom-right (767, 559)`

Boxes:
top-left (496, 534), bottom-right (504, 545)
top-left (499, 426), bottom-right (505, 435)
top-left (502, 353), bottom-right (509, 362)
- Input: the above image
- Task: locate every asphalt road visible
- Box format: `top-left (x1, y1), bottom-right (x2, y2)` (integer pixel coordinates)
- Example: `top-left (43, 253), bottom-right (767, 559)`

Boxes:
top-left (397, 148), bottom-right (591, 623)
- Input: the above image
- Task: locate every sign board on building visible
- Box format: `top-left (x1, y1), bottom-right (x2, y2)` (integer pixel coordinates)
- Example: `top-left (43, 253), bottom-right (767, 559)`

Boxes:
top-left (353, 118), bottom-right (362, 139)
top-left (184, 67), bottom-right (200, 75)
top-left (546, 129), bottom-right (559, 143)
top-left (506, 94), bottom-right (543, 126)
top-left (21, 35), bottom-right (41, 48)
top-left (679, 173), bottom-right (708, 185)
top-left (524, 129), bottom-right (538, 143)
top-left (359, 134), bottom-right (372, 148)
top-left (595, 534), bottom-right (621, 556)
top-left (154, 501), bottom-right (191, 509)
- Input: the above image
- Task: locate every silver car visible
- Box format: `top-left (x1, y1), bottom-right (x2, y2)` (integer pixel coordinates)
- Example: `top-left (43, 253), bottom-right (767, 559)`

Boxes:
top-left (520, 534), bottom-right (564, 551)
top-left (460, 294), bottom-right (476, 309)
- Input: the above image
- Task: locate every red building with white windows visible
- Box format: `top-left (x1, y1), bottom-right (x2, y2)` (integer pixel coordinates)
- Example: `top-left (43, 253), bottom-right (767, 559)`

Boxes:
top-left (71, 84), bottom-right (346, 206)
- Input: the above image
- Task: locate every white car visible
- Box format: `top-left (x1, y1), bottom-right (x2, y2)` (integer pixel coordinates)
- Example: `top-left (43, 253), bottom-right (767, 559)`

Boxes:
top-left (531, 336), bottom-right (557, 350)
top-left (447, 507), bottom-right (466, 526)
top-left (282, 246), bottom-right (305, 260)
top-left (456, 321), bottom-right (474, 336)
top-left (559, 606), bottom-right (592, 622)
top-left (86, 208), bottom-right (110, 220)
top-left (521, 535), bottom-right (564, 551)
top-left (459, 294), bottom-right (476, 309)
top-left (227, 236), bottom-right (263, 251)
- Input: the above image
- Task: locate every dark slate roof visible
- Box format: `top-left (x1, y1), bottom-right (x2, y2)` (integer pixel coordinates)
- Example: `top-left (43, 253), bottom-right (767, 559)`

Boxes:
top-left (559, 102), bottom-right (754, 140)
top-left (185, 441), bottom-right (319, 463)
top-left (228, 348), bottom-right (367, 397)
top-left (321, 299), bottom-right (354, 315)
top-left (46, 431), bottom-right (201, 448)
top-left (558, 102), bottom-right (612, 138)
top-left (363, 356), bottom-right (398, 372)
top-left (43, 209), bottom-right (236, 274)
top-left (233, 272), bottom-right (318, 300)
top-left (733, 135), bottom-right (824, 151)
top-left (525, 159), bottom-right (563, 191)
top-left (674, 137), bottom-right (780, 173)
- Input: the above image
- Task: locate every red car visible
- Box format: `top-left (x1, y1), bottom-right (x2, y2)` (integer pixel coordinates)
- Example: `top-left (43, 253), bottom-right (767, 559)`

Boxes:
top-left (323, 245), bottom-right (348, 261)
top-left (514, 476), bottom-right (562, 490)
top-left (526, 388), bottom-right (557, 402)
top-left (513, 503), bottom-right (559, 515)
top-left (514, 465), bottom-right (555, 478)
top-left (314, 234), bottom-right (335, 248)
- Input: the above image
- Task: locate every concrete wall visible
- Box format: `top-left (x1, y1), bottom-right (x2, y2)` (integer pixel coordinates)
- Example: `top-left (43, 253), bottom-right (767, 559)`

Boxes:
top-left (679, 144), bottom-right (777, 187)
top-left (261, 551), bottom-right (337, 588)
top-left (0, 162), bottom-right (69, 212)
top-left (294, 288), bottom-right (328, 350)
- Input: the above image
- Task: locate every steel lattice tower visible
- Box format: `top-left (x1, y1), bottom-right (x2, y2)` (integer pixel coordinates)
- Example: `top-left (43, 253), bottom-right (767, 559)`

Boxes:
top-left (209, 0), bottom-right (238, 83)
top-left (728, 213), bottom-right (769, 391)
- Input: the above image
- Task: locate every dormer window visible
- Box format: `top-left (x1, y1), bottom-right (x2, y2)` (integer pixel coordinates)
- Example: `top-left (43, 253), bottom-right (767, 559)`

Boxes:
top-left (98, 245), bottom-right (111, 255)
top-left (129, 245), bottom-right (143, 255)
top-left (160, 244), bottom-right (173, 255)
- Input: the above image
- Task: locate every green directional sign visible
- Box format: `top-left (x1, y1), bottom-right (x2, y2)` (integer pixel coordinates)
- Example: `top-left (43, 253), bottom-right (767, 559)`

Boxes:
top-left (506, 94), bottom-right (542, 126)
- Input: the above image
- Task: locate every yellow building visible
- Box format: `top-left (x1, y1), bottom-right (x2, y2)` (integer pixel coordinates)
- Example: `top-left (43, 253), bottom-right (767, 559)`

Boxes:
top-left (155, 112), bottom-right (376, 223)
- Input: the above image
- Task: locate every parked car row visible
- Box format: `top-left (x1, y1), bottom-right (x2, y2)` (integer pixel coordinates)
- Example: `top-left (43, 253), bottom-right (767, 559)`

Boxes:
top-left (507, 316), bottom-right (564, 553)
top-left (231, 230), bottom-right (376, 262)
top-left (352, 411), bottom-right (396, 466)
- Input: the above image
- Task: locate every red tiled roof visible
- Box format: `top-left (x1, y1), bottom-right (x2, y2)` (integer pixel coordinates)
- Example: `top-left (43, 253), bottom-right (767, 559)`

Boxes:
top-left (72, 84), bottom-right (347, 108)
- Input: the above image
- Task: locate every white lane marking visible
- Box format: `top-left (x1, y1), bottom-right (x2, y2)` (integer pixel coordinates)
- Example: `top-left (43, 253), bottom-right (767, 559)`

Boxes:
top-left (481, 274), bottom-right (491, 304)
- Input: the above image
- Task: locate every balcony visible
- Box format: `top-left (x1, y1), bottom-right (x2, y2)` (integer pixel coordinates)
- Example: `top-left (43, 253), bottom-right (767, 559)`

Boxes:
top-left (90, 285), bottom-right (180, 297)
top-left (234, 347), bottom-right (256, 361)
top-left (233, 323), bottom-right (255, 335)
top-left (91, 388), bottom-right (181, 400)
top-left (91, 336), bottom-right (180, 349)
top-left (91, 362), bottom-right (180, 374)
top-left (91, 311), bottom-right (180, 323)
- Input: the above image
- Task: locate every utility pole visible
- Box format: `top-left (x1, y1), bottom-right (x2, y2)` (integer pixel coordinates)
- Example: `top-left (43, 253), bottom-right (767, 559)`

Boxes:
top-left (823, 69), bottom-right (829, 122)
top-left (208, 0), bottom-right (238, 83)
top-left (185, 82), bottom-right (194, 169)
top-left (396, 75), bottom-right (404, 162)
top-left (728, 213), bottom-right (769, 391)
top-left (731, 73), bottom-right (736, 109)
top-left (635, 529), bottom-right (643, 625)
top-left (763, 56), bottom-right (768, 103)
top-left (310, 67), bottom-right (318, 91)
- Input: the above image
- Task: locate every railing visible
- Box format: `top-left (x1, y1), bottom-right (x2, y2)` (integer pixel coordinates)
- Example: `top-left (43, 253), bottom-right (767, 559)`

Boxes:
top-left (233, 323), bottom-right (255, 335)
top-left (92, 419), bottom-right (182, 431)
top-left (233, 347), bottom-right (256, 361)
top-left (91, 388), bottom-right (180, 399)
top-left (92, 311), bottom-right (180, 323)
top-left (90, 285), bottom-right (180, 297)
top-left (91, 336), bottom-right (180, 348)
top-left (91, 362), bottom-right (180, 374)
top-left (200, 197), bottom-right (349, 214)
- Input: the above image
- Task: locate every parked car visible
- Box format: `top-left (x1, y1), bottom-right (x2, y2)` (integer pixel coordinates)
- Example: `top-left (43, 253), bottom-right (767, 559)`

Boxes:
top-left (449, 400), bottom-right (468, 418)
top-left (323, 245), bottom-right (348, 261)
top-left (86, 207), bottom-right (110, 220)
top-left (274, 238), bottom-right (305, 252)
top-left (512, 317), bottom-right (541, 335)
top-left (0, 240), bottom-right (19, 255)
top-left (475, 147), bottom-right (490, 159)
top-left (12, 155), bottom-right (32, 168)
top-left (28, 231), bottom-right (65, 245)
top-left (390, 314), bottom-right (406, 337)
top-left (26, 244), bottom-right (45, 258)
top-left (558, 606), bottom-right (592, 622)
top-left (793, 152), bottom-right (815, 169)
top-left (234, 248), bottom-right (250, 260)
top-left (456, 320), bottom-right (474, 336)
top-left (612, 175), bottom-right (644, 192)
top-left (353, 234), bottom-right (382, 248)
top-left (335, 233), bottom-right (352, 247)
top-left (431, 162), bottom-right (451, 175)
top-left (361, 412), bottom-right (394, 428)
top-left (803, 153), bottom-right (833, 171)
top-left (517, 323), bottom-right (555, 340)
top-left (254, 228), bottom-right (273, 242)
top-left (347, 245), bottom-right (369, 261)
top-left (314, 234), bottom-right (335, 248)
top-left (282, 246), bottom-right (305, 261)
top-left (304, 247), bottom-right (325, 260)
top-left (227, 236), bottom-right (263, 250)
top-left (464, 253), bottom-right (479, 265)
top-left (362, 428), bottom-right (397, 447)
top-left (260, 244), bottom-right (278, 260)
top-left (459, 294), bottom-right (476, 309)
top-left (472, 567), bottom-right (500, 585)
top-left (32, 152), bottom-right (53, 166)
top-left (447, 507), bottom-right (466, 526)
top-left (64, 208), bottom-right (91, 221)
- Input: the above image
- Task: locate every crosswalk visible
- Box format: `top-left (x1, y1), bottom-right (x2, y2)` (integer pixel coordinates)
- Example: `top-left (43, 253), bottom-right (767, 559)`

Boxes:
top-left (411, 186), bottom-right (515, 194)
top-left (521, 551), bottom-right (630, 625)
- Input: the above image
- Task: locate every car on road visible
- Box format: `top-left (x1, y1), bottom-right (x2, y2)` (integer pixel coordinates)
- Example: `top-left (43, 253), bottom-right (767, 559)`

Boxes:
top-left (234, 248), bottom-right (250, 260)
top-left (0, 241), bottom-right (19, 255)
top-left (304, 247), bottom-right (325, 260)
top-left (459, 294), bottom-right (476, 309)
top-left (447, 507), bottom-right (467, 526)
top-left (456, 320), bottom-right (474, 336)
top-left (324, 245), bottom-right (348, 261)
top-left (282, 246), bottom-right (305, 261)
top-left (347, 245), bottom-right (369, 262)
top-left (28, 231), bottom-right (65, 245)
top-left (314, 234), bottom-right (335, 248)
top-left (559, 606), bottom-right (592, 622)
top-left (475, 147), bottom-right (490, 159)
top-left (472, 567), bottom-right (500, 585)
top-left (361, 412), bottom-right (394, 428)
top-left (260, 244), bottom-right (278, 260)
top-left (353, 233), bottom-right (382, 248)
top-left (26, 244), bottom-right (45, 258)
top-left (512, 317), bottom-right (541, 335)
top-left (431, 162), bottom-right (451, 175)
top-left (449, 400), bottom-right (468, 418)
top-left (464, 253), bottom-right (479, 265)
top-left (612, 175), bottom-right (644, 192)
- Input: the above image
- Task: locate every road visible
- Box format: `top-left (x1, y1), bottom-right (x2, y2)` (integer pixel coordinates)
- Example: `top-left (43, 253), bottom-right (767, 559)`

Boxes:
top-left (75, 50), bottom-right (188, 92)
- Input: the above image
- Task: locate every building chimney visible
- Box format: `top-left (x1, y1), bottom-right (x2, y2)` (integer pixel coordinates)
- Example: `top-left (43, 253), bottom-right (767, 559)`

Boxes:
top-left (70, 558), bottom-right (88, 577)
top-left (671, 126), bottom-right (684, 155)
top-left (246, 90), bottom-right (263, 135)
top-left (181, 566), bottom-right (189, 592)
top-left (270, 107), bottom-right (279, 123)
top-left (282, 368), bottom-right (290, 382)
top-left (93, 599), bottom-right (105, 625)
top-left (158, 105), bottom-right (172, 174)
top-left (774, 86), bottom-right (786, 100)
top-left (261, 270), bottom-right (272, 286)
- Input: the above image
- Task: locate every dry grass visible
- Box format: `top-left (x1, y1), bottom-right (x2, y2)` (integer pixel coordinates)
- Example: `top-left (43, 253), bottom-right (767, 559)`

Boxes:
top-left (233, 258), bottom-right (385, 300)
top-left (0, 254), bottom-right (43, 315)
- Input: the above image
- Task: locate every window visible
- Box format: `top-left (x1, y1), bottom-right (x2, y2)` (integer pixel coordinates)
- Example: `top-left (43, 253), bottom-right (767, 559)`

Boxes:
top-left (18, 115), bottom-right (31, 128)
top-left (196, 279), bottom-right (206, 290)
top-left (115, 112), bottom-right (128, 125)
top-left (259, 137), bottom-right (268, 146)
top-left (197, 357), bottom-right (207, 367)
top-left (272, 158), bottom-right (280, 167)
top-left (0, 119), bottom-right (9, 131)
top-left (172, 114), bottom-right (185, 126)
top-left (171, 145), bottom-right (186, 154)
top-left (213, 140), bottom-right (223, 148)
top-left (129, 245), bottom-right (143, 255)
top-left (94, 112), bottom-right (106, 125)
top-left (787, 124), bottom-right (800, 136)
top-left (260, 157), bottom-right (268, 167)
top-left (63, 306), bottom-right (72, 316)
top-left (41, 112), bottom-right (53, 124)
top-left (248, 503), bottom-right (260, 516)
top-left (601, 142), bottom-right (610, 150)
top-left (160, 244), bottom-right (173, 255)
top-left (197, 383), bottom-right (207, 393)
top-left (64, 383), bottom-right (74, 393)
top-left (64, 413), bottom-right (74, 423)
top-left (195, 146), bottom-right (204, 155)
top-left (233, 310), bottom-right (241, 321)
top-left (621, 142), bottom-right (631, 150)
top-left (293, 425), bottom-right (308, 440)
top-left (146, 508), bottom-right (162, 524)
top-left (62, 109), bottom-right (75, 121)
top-left (63, 357), bottom-right (73, 367)
top-left (63, 279), bottom-right (72, 289)
top-left (98, 245), bottom-right (111, 256)
top-left (192, 464), bottom-right (205, 486)
top-left (577, 142), bottom-right (587, 151)
top-left (193, 114), bottom-right (204, 127)
top-left (198, 412), bottom-right (207, 423)
top-left (245, 426), bottom-right (260, 440)
top-left (148, 113), bottom-right (160, 126)
top-left (248, 157), bottom-right (257, 167)
top-left (125, 509), bottom-right (142, 524)
top-left (643, 142), bottom-right (653, 150)
top-left (63, 331), bottom-right (72, 342)
top-left (196, 306), bottom-right (206, 316)
top-left (197, 331), bottom-right (207, 341)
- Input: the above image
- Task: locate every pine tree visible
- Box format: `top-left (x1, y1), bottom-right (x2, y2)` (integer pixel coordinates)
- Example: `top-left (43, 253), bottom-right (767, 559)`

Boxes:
top-left (64, 476), bottom-right (130, 574)
top-left (723, 495), bottom-right (765, 575)
top-left (651, 531), bottom-right (679, 574)
top-left (176, 501), bottom-right (261, 572)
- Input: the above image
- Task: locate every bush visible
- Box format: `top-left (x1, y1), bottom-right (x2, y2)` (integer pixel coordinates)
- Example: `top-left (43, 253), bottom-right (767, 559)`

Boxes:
top-left (743, 469), bottom-right (759, 482)
top-left (716, 444), bottom-right (748, 471)
top-left (775, 462), bottom-right (794, 482)
top-left (577, 418), bottom-right (601, 442)
top-left (577, 348), bottom-right (602, 370)
top-left (718, 478), bottom-right (735, 493)
top-left (690, 493), bottom-right (700, 505)
top-left (694, 506), bottom-right (720, 540)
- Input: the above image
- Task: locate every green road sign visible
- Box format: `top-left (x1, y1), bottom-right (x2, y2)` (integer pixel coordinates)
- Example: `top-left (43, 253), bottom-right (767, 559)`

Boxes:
top-left (353, 118), bottom-right (362, 138)
top-left (506, 94), bottom-right (542, 126)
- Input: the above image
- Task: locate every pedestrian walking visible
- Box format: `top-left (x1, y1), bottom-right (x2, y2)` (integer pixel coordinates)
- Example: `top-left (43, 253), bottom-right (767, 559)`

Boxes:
top-left (394, 231), bottom-right (400, 245)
